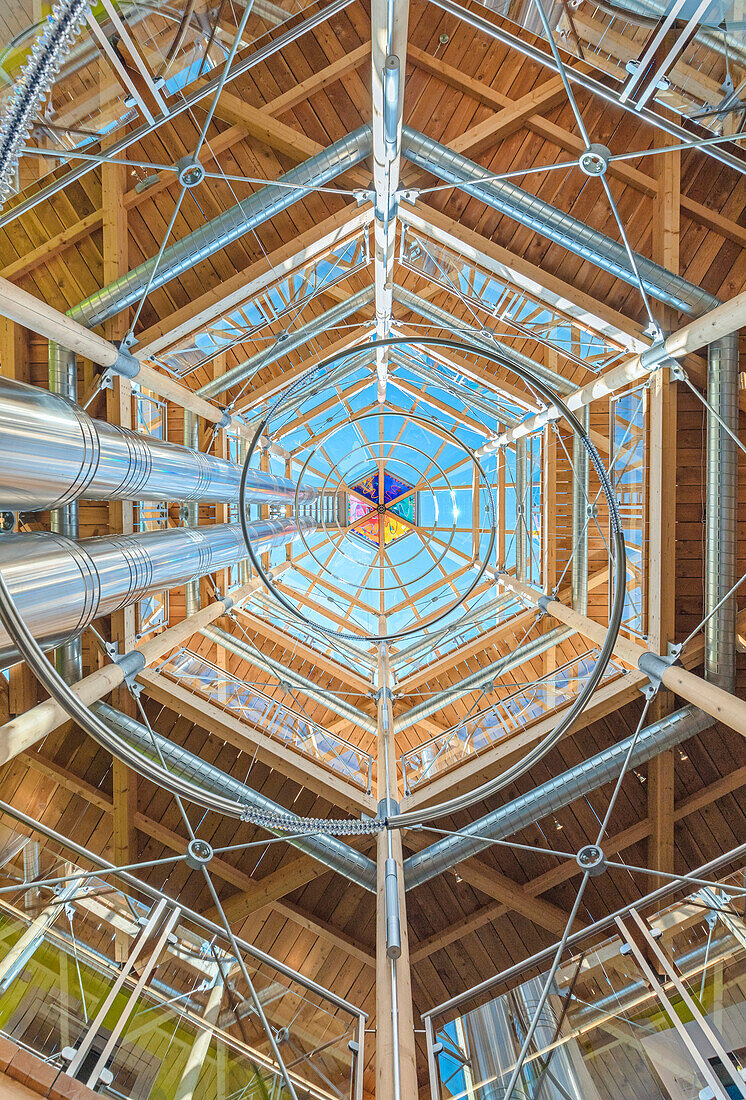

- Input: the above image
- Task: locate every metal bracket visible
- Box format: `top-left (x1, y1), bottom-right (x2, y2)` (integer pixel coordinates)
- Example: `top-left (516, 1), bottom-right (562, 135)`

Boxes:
top-left (639, 339), bottom-right (677, 374)
top-left (377, 796), bottom-right (400, 818)
top-left (103, 641), bottom-right (147, 691)
top-left (376, 686), bottom-right (393, 701)
top-left (637, 644), bottom-right (681, 691)
top-left (537, 593), bottom-right (553, 614)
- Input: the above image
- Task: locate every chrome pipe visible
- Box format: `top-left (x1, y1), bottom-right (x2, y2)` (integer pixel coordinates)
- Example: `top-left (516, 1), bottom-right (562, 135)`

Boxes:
top-left (203, 624), bottom-right (378, 734)
top-left (515, 436), bottom-right (528, 583)
top-left (0, 520), bottom-right (310, 666)
top-left (571, 406), bottom-right (590, 615)
top-left (404, 705), bottom-right (711, 887)
top-left (393, 626), bottom-right (571, 732)
top-left (48, 342), bottom-right (83, 684)
top-left (705, 335), bottom-right (739, 692)
top-left (198, 286), bottom-right (375, 399)
top-left (401, 128), bottom-right (719, 317)
top-left (94, 702), bottom-right (377, 891)
top-left (68, 128), bottom-right (373, 330)
top-left (0, 376), bottom-right (311, 510)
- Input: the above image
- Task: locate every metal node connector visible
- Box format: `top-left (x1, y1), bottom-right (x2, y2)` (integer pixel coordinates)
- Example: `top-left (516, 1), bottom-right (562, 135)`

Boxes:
top-left (578, 143), bottom-right (611, 176)
top-left (185, 838), bottom-right (214, 869)
top-left (576, 844), bottom-right (607, 876)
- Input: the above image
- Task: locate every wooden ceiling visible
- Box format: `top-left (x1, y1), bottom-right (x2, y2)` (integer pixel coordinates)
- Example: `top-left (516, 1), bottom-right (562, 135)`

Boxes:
top-left (1, 0), bottom-right (746, 1093)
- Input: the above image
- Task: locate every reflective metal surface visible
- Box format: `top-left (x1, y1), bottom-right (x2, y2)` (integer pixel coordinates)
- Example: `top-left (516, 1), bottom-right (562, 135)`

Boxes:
top-left (0, 377), bottom-right (310, 510)
top-left (0, 519), bottom-right (312, 665)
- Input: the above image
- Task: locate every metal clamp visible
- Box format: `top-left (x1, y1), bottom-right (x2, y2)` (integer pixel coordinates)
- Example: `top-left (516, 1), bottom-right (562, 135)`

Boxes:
top-left (639, 340), bottom-right (677, 374)
top-left (377, 796), bottom-right (400, 819)
top-left (103, 641), bottom-right (147, 690)
top-left (537, 593), bottom-right (553, 614)
top-left (637, 644), bottom-right (681, 691)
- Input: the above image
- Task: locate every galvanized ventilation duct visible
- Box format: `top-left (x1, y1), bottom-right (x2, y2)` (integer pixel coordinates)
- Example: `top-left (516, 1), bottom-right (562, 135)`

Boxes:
top-left (68, 127), bottom-right (374, 330)
top-left (0, 376), bottom-right (312, 511)
top-left (94, 702), bottom-right (377, 891)
top-left (705, 334), bottom-right (739, 693)
top-left (199, 286), bottom-right (375, 399)
top-left (401, 128), bottom-right (719, 317)
top-left (0, 520), bottom-right (310, 666)
top-left (404, 705), bottom-right (712, 886)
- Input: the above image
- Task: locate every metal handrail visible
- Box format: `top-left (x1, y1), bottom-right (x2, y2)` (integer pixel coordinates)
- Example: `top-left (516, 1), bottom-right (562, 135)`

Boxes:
top-left (422, 839), bottom-right (746, 1021)
top-left (0, 794), bottom-right (367, 1023)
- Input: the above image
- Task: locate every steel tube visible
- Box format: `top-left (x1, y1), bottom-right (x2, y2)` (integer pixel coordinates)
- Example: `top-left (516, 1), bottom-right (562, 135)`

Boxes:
top-left (404, 705), bottom-right (712, 887)
top-left (69, 128), bottom-right (373, 330)
top-left (0, 377), bottom-right (312, 510)
top-left (401, 127), bottom-right (719, 317)
top-left (47, 342), bottom-right (82, 684)
top-left (705, 334), bottom-right (739, 692)
top-left (95, 702), bottom-right (377, 891)
top-left (0, 520), bottom-right (310, 665)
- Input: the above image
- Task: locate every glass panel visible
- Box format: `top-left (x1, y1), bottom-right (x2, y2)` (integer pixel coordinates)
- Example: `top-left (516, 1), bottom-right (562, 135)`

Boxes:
top-left (157, 648), bottom-right (374, 792)
top-left (0, 815), bottom-right (362, 1100)
top-left (153, 228), bottom-right (370, 377)
top-left (610, 385), bottom-right (648, 641)
top-left (400, 225), bottom-right (629, 373)
top-left (401, 650), bottom-right (624, 793)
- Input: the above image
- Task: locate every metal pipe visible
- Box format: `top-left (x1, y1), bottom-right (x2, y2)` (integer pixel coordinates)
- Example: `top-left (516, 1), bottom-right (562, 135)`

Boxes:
top-left (705, 334), bottom-right (739, 692)
top-left (197, 286), bottom-right (375, 399)
top-left (401, 128), bottom-right (719, 317)
top-left (393, 285), bottom-right (574, 394)
top-left (94, 702), bottom-right (377, 891)
top-left (0, 376), bottom-right (312, 510)
top-left (404, 705), bottom-right (711, 887)
top-left (0, 520), bottom-right (309, 666)
top-left (424, 0), bottom-right (746, 180)
top-left (515, 436), bottom-right (528, 583)
top-left (68, 128), bottom-right (373, 330)
top-left (393, 626), bottom-right (571, 732)
top-left (571, 406), bottom-right (590, 614)
top-left (47, 342), bottom-right (82, 684)
top-left (203, 624), bottom-right (377, 734)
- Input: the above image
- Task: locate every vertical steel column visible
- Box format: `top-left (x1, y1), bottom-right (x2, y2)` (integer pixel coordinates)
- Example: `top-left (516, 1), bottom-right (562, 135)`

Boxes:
top-left (376, 644), bottom-right (417, 1100)
top-left (514, 437), bottom-right (528, 582)
top-left (48, 342), bottom-right (83, 683)
top-left (571, 406), bottom-right (590, 614)
top-left (705, 334), bottom-right (739, 692)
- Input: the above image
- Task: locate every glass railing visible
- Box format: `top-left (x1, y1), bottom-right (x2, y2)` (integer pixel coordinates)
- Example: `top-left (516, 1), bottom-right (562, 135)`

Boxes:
top-left (157, 647), bottom-right (374, 793)
top-left (400, 649), bottom-right (624, 795)
top-left (424, 852), bottom-right (746, 1100)
top-left (0, 805), bottom-right (366, 1100)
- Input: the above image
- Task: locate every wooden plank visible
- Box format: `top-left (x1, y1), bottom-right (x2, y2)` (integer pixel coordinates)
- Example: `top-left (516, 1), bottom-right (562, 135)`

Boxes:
top-left (138, 669), bottom-right (377, 815)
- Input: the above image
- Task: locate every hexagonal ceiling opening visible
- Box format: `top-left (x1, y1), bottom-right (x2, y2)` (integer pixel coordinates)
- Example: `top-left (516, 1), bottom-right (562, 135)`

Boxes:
top-left (347, 467), bottom-right (417, 547)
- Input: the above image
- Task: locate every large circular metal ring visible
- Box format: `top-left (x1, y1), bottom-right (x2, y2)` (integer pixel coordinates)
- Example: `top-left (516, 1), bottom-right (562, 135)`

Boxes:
top-left (241, 405), bottom-right (497, 643)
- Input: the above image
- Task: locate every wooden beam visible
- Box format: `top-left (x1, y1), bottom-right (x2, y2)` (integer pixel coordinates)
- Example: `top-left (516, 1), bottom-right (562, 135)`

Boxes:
top-left (138, 669), bottom-right (376, 815)
top-left (411, 761), bottom-right (746, 961)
